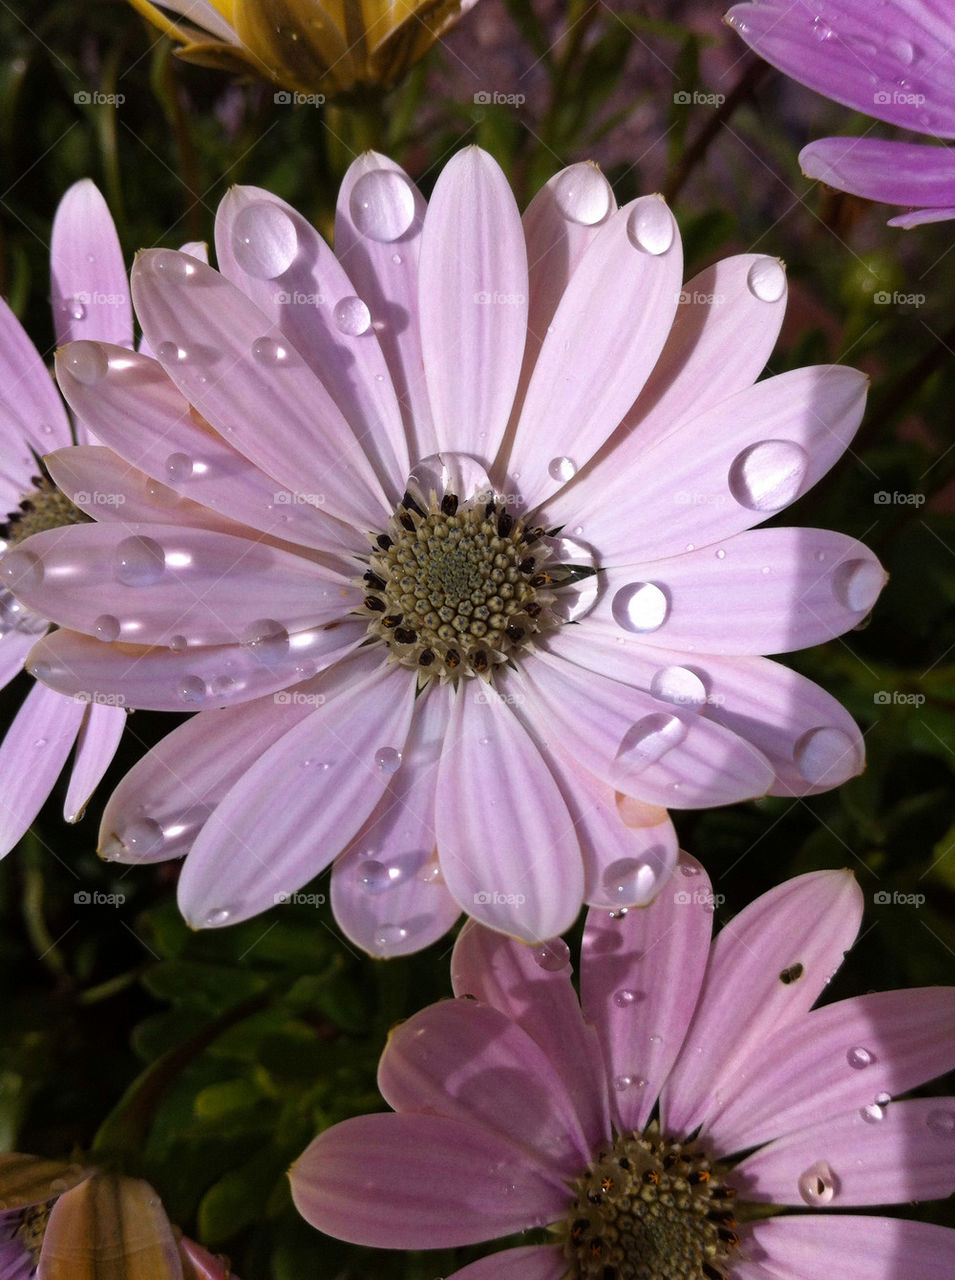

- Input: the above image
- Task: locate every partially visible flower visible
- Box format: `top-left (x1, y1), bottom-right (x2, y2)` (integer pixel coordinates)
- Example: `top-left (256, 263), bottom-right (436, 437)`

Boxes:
top-left (0, 181), bottom-right (129, 856)
top-left (291, 862), bottom-right (955, 1279)
top-left (126, 0), bottom-right (479, 98)
top-left (726, 1), bottom-right (955, 228)
top-left (0, 1157), bottom-right (236, 1278)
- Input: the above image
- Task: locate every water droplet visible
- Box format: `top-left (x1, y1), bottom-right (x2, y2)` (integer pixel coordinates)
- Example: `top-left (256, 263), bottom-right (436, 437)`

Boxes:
top-left (334, 296), bottom-right (371, 336)
top-left (875, 1091), bottom-right (891, 1105)
top-left (831, 558), bottom-right (883, 612)
top-left (349, 170), bottom-right (416, 242)
top-left (553, 164), bottom-right (613, 225)
top-left (618, 713), bottom-right (687, 771)
top-left (374, 922), bottom-right (409, 949)
top-left (811, 18), bottom-right (832, 41)
top-left (153, 249), bottom-right (199, 279)
top-left (204, 907), bottom-right (232, 926)
top-left (728, 440), bottom-right (808, 512)
top-left (391, 252), bottom-right (402, 265)
top-left (170, 634), bottom-right (187, 652)
top-left (33, 737), bottom-right (47, 748)
top-left (680, 862), bottom-right (700, 877)
top-left (715, 548), bottom-right (726, 560)
top-left (533, 938), bottom-right (571, 971)
top-left (650, 665), bottom-right (706, 708)
top-left (601, 857), bottom-right (660, 904)
top-left (1, 549), bottom-right (44, 590)
top-left (357, 859), bottom-right (403, 894)
top-left (846, 1045), bottom-right (875, 1070)
top-left (210, 674), bottom-right (235, 696)
top-left (144, 477), bottom-right (180, 507)
top-left (548, 455), bottom-right (577, 483)
top-left (92, 613), bottom-right (120, 642)
top-left (178, 675), bottom-right (206, 704)
top-left (375, 746), bottom-right (402, 774)
top-left (157, 341), bottom-right (188, 364)
top-left (611, 581), bottom-right (669, 633)
top-left (240, 618), bottom-right (290, 665)
top-left (747, 257), bottom-right (786, 302)
top-left (120, 817), bottom-right (164, 857)
top-left (614, 1074), bottom-right (634, 1091)
top-left (64, 340), bottom-right (108, 386)
top-left (114, 535), bottom-right (165, 587)
top-left (627, 197), bottom-right (674, 255)
top-left (887, 35), bottom-right (915, 65)
top-left (164, 451), bottom-right (194, 482)
top-left (68, 297), bottom-right (86, 321)
top-left (860, 1103), bottom-right (884, 1124)
top-left (794, 726), bottom-right (858, 787)
top-left (798, 1160), bottom-right (836, 1206)
top-left (612, 988), bottom-right (638, 1008)
top-left (231, 201), bottom-right (298, 278)
top-left (927, 1109), bottom-right (955, 1137)
top-left (251, 335), bottom-right (289, 365)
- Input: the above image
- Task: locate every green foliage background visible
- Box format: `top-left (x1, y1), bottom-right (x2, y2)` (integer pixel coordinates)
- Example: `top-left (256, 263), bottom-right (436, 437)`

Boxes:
top-left (0, 0), bottom-right (953, 1274)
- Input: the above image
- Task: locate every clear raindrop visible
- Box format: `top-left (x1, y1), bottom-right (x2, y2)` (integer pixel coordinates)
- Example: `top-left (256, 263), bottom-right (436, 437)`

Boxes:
top-left (627, 198), bottom-right (674, 255)
top-left (728, 440), bottom-right (808, 512)
top-left (553, 164), bottom-right (613, 225)
top-left (335, 296), bottom-right (372, 336)
top-left (92, 613), bottom-right (120, 642)
top-left (612, 581), bottom-right (669, 633)
top-left (746, 258), bottom-right (786, 302)
top-left (114, 536), bottom-right (165, 587)
top-left (350, 170), bottom-right (416, 242)
top-left (232, 202), bottom-right (299, 279)
top-left (798, 1160), bottom-right (836, 1206)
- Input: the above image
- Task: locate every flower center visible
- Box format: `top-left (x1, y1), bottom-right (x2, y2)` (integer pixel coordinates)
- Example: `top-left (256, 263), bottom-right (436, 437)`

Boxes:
top-left (556, 1124), bottom-right (740, 1280)
top-left (360, 488), bottom-right (560, 683)
top-left (1, 473), bottom-right (91, 548)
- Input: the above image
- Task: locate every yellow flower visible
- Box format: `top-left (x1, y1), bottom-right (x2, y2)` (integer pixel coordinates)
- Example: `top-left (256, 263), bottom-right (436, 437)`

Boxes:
top-left (127, 0), bottom-right (478, 97)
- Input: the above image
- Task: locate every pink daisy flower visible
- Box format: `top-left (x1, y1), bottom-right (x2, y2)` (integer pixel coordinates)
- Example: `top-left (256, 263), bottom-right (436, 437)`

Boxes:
top-left (291, 862), bottom-right (955, 1279)
top-left (6, 149), bottom-right (884, 953)
top-left (726, 1), bottom-right (955, 228)
top-left (0, 180), bottom-right (129, 855)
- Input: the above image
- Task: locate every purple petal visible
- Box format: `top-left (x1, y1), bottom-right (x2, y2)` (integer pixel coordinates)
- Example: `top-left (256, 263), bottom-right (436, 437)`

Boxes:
top-left (733, 1098), bottom-right (955, 1205)
top-left (748, 1214), bottom-right (955, 1280)
top-left (0, 297), bottom-right (72, 479)
top-left (801, 136), bottom-right (955, 211)
top-left (0, 683), bottom-right (84, 857)
top-left (509, 195), bottom-right (682, 510)
top-left (447, 1245), bottom-right (566, 1280)
top-left (290, 1113), bottom-right (569, 1247)
top-left (888, 203), bottom-right (955, 229)
top-left (50, 179), bottom-right (132, 351)
top-left (177, 657), bottom-right (415, 927)
top-left (378, 1000), bottom-right (591, 1176)
top-left (0, 630), bottom-right (36, 693)
top-left (63, 700), bottom-right (125, 823)
top-left (661, 869), bottom-right (863, 1138)
top-left (434, 681), bottom-right (583, 942)
top-left (130, 253), bottom-right (389, 531)
top-left (215, 186), bottom-right (409, 499)
top-left (451, 922), bottom-right (611, 1157)
top-left (581, 853), bottom-right (713, 1134)
top-left (706, 987), bottom-right (955, 1155)
top-left (418, 148), bottom-right (528, 465)
top-left (330, 683), bottom-right (461, 957)
top-left (334, 153), bottom-right (438, 460)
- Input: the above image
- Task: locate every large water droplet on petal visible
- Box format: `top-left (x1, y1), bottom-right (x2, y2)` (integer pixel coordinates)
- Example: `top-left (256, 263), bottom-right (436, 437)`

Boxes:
top-left (204, 907), bottom-right (232, 927)
top-left (831, 558), bottom-right (884, 612)
top-left (119, 816), bottom-right (164, 858)
top-left (374, 922), bottom-right (410, 950)
top-left (613, 988), bottom-right (638, 1008)
top-left (374, 746), bottom-right (402, 774)
top-left (747, 257), bottom-right (786, 302)
top-left (64, 341), bottom-right (108, 386)
top-left (114, 536), bottom-right (165, 587)
top-left (232, 202), bottom-right (299, 279)
top-left (357, 859), bottom-right (403, 894)
top-left (612, 581), bottom-right (669, 633)
top-left (794, 726), bottom-right (858, 787)
top-left (887, 35), bottom-right (915, 65)
top-left (157, 341), bottom-right (188, 364)
top-left (335, 296), bottom-right (371, 336)
top-left (533, 938), bottom-right (571, 971)
top-left (728, 440), bottom-right (808, 512)
top-left (650, 665), bottom-right (707, 709)
top-left (1, 549), bottom-right (44, 591)
top-left (860, 1103), bottom-right (884, 1124)
top-left (165, 451), bottom-right (194, 483)
top-left (553, 164), bottom-right (613, 225)
top-left (627, 198), bottom-right (674, 255)
top-left (846, 1045), bottom-right (875, 1069)
top-left (240, 618), bottom-right (290, 665)
top-left (798, 1160), bottom-right (836, 1206)
top-left (93, 613), bottom-right (120, 642)
top-left (154, 249), bottom-right (199, 279)
top-left (349, 170), bottom-right (416, 242)
top-left (617, 713), bottom-right (687, 771)
top-left (178, 675), bottom-right (207, 704)
top-left (251, 336), bottom-right (289, 366)
top-left (601, 857), bottom-right (661, 904)
top-left (548, 456), bottom-right (577, 483)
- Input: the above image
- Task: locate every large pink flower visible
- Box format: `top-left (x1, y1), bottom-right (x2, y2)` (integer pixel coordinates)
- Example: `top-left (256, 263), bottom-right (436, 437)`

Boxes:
top-left (291, 863), bottom-right (955, 1279)
top-left (0, 181), bottom-right (129, 856)
top-left (727, 1), bottom-right (955, 227)
top-left (6, 149), bottom-right (884, 953)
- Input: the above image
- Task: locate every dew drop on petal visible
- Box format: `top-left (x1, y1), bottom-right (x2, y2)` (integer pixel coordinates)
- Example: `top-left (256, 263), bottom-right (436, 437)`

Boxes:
top-left (887, 35), bottom-right (915, 65)
top-left (334, 296), bottom-right (371, 336)
top-left (612, 581), bottom-right (669, 633)
top-left (154, 249), bottom-right (199, 280)
top-left (602, 857), bottom-right (661, 904)
top-left (614, 1074), bottom-right (634, 1091)
top-left (120, 817), bottom-right (164, 858)
top-left (860, 1103), bottom-right (884, 1124)
top-left (846, 1045), bottom-right (875, 1070)
top-left (613, 988), bottom-right (638, 1008)
top-left (650, 665), bottom-right (706, 708)
top-left (240, 618), bottom-right (290, 665)
top-left (548, 456), bottom-right (577, 483)
top-left (1, 549), bottom-right (44, 591)
top-left (374, 746), bottom-right (402, 774)
top-left (357, 859), bottom-right (401, 894)
top-left (617, 713), bottom-right (687, 771)
top-left (926, 1109), bottom-right (955, 1137)
top-left (114, 536), bottom-right (165, 587)
top-left (533, 938), bottom-right (571, 971)
top-left (33, 738), bottom-right (47, 748)
top-left (67, 296), bottom-right (86, 321)
top-left (251, 336), bottom-right (289, 366)
top-left (553, 164), bottom-right (613, 225)
top-left (728, 440), bottom-right (808, 512)
top-left (64, 341), bottom-right (108, 386)
top-left (627, 198), bottom-right (674, 254)
top-left (157, 341), bottom-right (188, 364)
top-left (170, 634), bottom-right (187, 652)
top-left (232, 202), bottom-right (299, 279)
top-left (374, 922), bottom-right (409, 949)
top-left (349, 170), bottom-right (416, 242)
top-left (204, 907), bottom-right (232, 927)
top-left (794, 725), bottom-right (858, 787)
top-left (680, 862), bottom-right (700, 876)
top-left (92, 613), bottom-right (120, 642)
top-left (798, 1160), bottom-right (836, 1206)
top-left (165, 451), bottom-right (194, 482)
top-left (178, 675), bottom-right (206, 704)
top-left (746, 257), bottom-right (787, 302)
top-left (210, 674), bottom-right (235, 696)
top-left (831, 558), bottom-right (884, 612)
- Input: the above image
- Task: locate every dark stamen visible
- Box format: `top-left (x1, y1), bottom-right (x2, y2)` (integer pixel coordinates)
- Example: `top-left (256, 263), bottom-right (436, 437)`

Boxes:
top-left (364, 595), bottom-right (385, 612)
top-left (364, 571), bottom-right (386, 590)
top-left (505, 622), bottom-right (524, 643)
top-left (497, 511), bottom-right (513, 537)
top-left (441, 493), bottom-right (459, 516)
top-left (418, 649), bottom-right (435, 666)
top-left (376, 534), bottom-right (393, 550)
top-left (382, 614), bottom-right (402, 629)
top-left (393, 627), bottom-right (417, 644)
top-left (402, 491), bottom-right (425, 516)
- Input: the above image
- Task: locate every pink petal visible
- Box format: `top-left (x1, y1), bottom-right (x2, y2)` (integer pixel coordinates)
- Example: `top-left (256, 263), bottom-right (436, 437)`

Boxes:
top-left (50, 179), bottom-right (132, 351)
top-left (661, 869), bottom-right (863, 1138)
top-left (25, 617), bottom-right (366, 712)
top-left (334, 153), bottom-right (437, 460)
top-left (705, 987), bottom-right (955, 1155)
top-left (888, 204), bottom-right (955, 229)
top-left (447, 1245), bottom-right (566, 1280)
top-left (451, 922), bottom-right (611, 1157)
top-left (0, 630), bottom-right (38, 692)
top-left (733, 1098), bottom-right (955, 1205)
top-left (0, 682), bottom-right (85, 856)
top-left (290, 1113), bottom-right (569, 1247)
top-left (434, 681), bottom-right (583, 942)
top-left (215, 186), bottom-right (408, 499)
top-left (547, 253), bottom-right (788, 533)
top-left (510, 195), bottom-right (682, 510)
top-left (748, 1214), bottom-right (955, 1280)
top-left (378, 999), bottom-right (591, 1176)
top-left (177, 657), bottom-right (415, 927)
top-left (178, 1238), bottom-right (236, 1280)
top-left (9, 522), bottom-right (355, 648)
top-left (130, 253), bottom-right (389, 531)
top-left (330, 682), bottom-right (461, 957)
top-left (580, 853), bottom-right (713, 1134)
top-left (55, 346), bottom-right (353, 554)
top-left (0, 297), bottom-right (72, 475)
top-left (801, 137), bottom-right (955, 212)
top-left (594, 528), bottom-right (886, 654)
top-left (418, 149), bottom-right (528, 464)
top-left (63, 700), bottom-right (126, 823)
